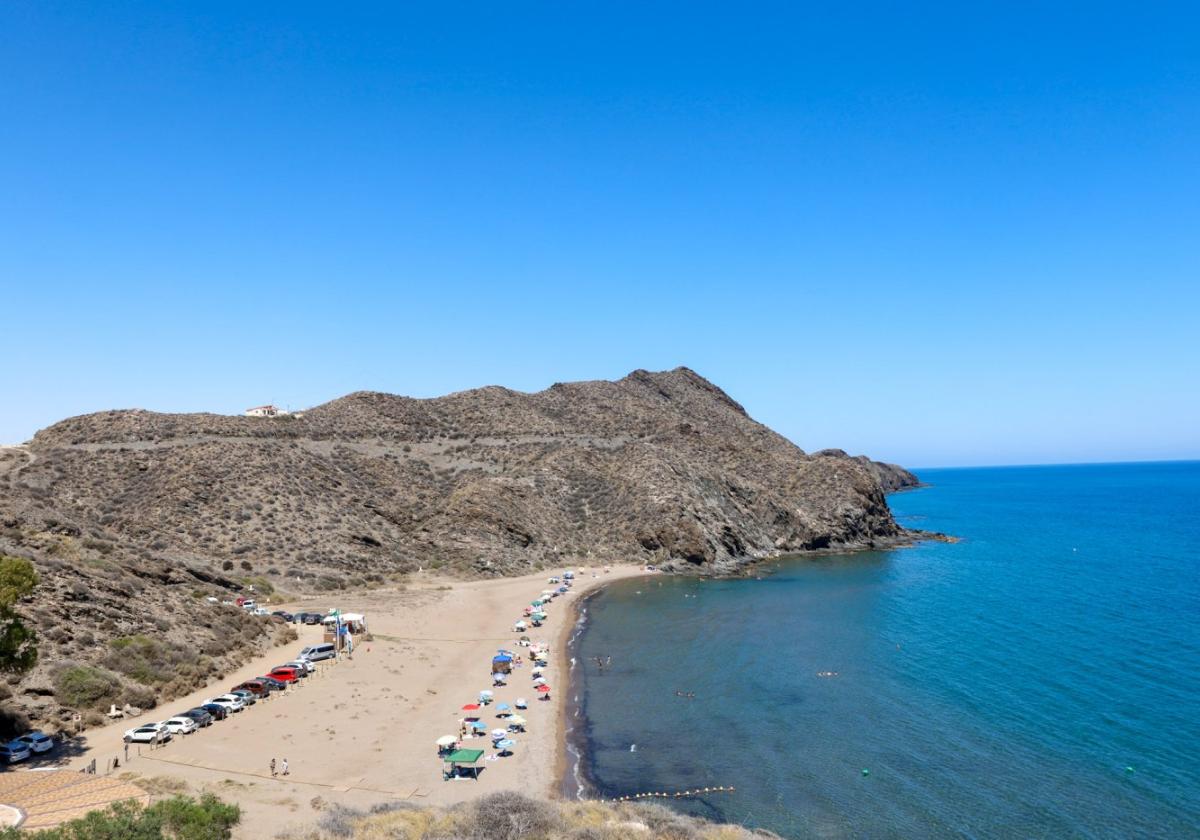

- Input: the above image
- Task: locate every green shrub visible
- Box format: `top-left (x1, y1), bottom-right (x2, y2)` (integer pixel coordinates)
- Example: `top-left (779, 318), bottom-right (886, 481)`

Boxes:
top-left (52, 664), bottom-right (121, 709)
top-left (0, 793), bottom-right (240, 839)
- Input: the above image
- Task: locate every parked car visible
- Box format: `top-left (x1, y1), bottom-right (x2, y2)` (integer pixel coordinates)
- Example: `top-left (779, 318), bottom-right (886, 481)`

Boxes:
top-left (180, 708), bottom-right (214, 727)
top-left (268, 666), bottom-right (300, 683)
top-left (124, 724), bottom-right (170, 744)
top-left (257, 675), bottom-right (286, 691)
top-left (271, 610), bottom-right (294, 622)
top-left (286, 659), bottom-right (315, 675)
top-left (298, 642), bottom-right (336, 662)
top-left (205, 694), bottom-right (245, 713)
top-left (301, 613), bottom-right (323, 625)
top-left (18, 731), bottom-right (54, 754)
top-left (227, 690), bottom-right (256, 706)
top-left (233, 679), bottom-right (271, 697)
top-left (163, 717), bottom-right (198, 736)
top-left (0, 740), bottom-right (32, 763)
top-left (201, 702), bottom-right (231, 720)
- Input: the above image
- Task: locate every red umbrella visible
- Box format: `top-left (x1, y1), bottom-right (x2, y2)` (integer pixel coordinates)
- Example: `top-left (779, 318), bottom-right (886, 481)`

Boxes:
top-left (536, 684), bottom-right (551, 693)
top-left (462, 703), bottom-right (481, 711)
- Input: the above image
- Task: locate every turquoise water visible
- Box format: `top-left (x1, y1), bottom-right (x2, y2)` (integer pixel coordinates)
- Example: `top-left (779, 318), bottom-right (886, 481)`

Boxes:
top-left (569, 462), bottom-right (1200, 838)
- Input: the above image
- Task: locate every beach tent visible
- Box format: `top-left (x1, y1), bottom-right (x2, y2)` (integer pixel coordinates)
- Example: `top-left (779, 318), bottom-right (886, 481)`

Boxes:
top-left (443, 748), bottom-right (485, 780)
top-left (492, 653), bottom-right (513, 674)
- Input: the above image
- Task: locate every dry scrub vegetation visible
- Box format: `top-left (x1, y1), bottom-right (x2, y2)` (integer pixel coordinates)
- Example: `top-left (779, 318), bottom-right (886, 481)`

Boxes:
top-left (283, 793), bottom-right (780, 840)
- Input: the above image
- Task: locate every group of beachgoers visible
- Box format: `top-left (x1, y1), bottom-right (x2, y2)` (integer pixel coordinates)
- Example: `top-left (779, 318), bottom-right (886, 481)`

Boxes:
top-left (439, 571), bottom-right (580, 775)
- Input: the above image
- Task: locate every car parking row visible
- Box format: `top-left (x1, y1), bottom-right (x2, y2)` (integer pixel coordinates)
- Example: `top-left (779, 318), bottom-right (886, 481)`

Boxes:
top-left (0, 730), bottom-right (55, 765)
top-left (122, 643), bottom-right (336, 745)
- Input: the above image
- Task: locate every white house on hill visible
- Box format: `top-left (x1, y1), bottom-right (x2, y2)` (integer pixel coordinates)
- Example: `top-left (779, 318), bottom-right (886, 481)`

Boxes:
top-left (245, 404), bottom-right (285, 417)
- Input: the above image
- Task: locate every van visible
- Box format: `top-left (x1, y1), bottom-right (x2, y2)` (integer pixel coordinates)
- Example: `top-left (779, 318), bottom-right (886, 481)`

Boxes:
top-left (299, 643), bottom-right (336, 662)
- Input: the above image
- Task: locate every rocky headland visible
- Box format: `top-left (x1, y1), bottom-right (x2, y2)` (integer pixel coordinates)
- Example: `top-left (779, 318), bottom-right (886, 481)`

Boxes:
top-left (0, 367), bottom-right (927, 731)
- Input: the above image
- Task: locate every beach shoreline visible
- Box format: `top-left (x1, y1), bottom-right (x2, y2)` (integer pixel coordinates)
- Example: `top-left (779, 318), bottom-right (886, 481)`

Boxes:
top-left (551, 568), bottom-right (652, 802)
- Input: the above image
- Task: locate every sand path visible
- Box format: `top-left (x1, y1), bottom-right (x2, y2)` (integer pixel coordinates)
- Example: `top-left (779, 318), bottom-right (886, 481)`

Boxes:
top-left (65, 566), bottom-right (647, 837)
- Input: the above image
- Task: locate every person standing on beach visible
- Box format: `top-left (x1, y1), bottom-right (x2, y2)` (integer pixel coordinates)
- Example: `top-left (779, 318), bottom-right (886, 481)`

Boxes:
top-left (270, 758), bottom-right (276, 777)
top-left (282, 758), bottom-right (289, 776)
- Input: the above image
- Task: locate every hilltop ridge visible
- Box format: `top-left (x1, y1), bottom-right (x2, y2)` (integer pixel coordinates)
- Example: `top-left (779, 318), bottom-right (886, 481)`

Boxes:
top-left (0, 368), bottom-right (922, 731)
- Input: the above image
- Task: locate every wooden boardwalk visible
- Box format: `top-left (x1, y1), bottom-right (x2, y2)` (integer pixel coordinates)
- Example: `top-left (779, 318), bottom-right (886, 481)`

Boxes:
top-left (0, 770), bottom-right (149, 830)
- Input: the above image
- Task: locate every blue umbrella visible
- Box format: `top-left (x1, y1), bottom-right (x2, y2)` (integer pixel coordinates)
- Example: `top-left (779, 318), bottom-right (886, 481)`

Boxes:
top-left (471, 720), bottom-right (488, 730)
top-left (496, 739), bottom-right (515, 752)
top-left (495, 703), bottom-right (511, 712)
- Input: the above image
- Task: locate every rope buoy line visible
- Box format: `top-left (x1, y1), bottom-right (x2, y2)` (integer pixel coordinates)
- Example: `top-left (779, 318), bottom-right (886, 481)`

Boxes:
top-left (602, 785), bottom-right (736, 802)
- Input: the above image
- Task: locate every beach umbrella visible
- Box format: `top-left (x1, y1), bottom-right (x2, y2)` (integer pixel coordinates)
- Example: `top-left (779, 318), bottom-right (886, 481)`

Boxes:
top-left (496, 739), bottom-right (515, 751)
top-left (461, 703), bottom-right (481, 712)
top-left (532, 612), bottom-right (547, 621)
top-left (436, 735), bottom-right (457, 747)
top-left (558, 586), bottom-right (568, 593)
top-left (507, 715), bottom-right (527, 726)
top-left (492, 673), bottom-right (506, 684)
top-left (523, 607), bottom-right (533, 615)
top-left (532, 676), bottom-right (546, 685)
top-left (495, 703), bottom-right (511, 712)
top-left (536, 684), bottom-right (551, 693)
top-left (531, 600), bottom-right (544, 607)
top-left (515, 697), bottom-right (528, 708)
top-left (471, 720), bottom-right (488, 730)
top-left (491, 729), bottom-right (507, 738)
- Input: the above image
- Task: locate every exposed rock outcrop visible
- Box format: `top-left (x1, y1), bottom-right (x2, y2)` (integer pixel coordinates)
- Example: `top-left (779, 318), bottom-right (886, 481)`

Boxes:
top-left (0, 367), bottom-right (928, 729)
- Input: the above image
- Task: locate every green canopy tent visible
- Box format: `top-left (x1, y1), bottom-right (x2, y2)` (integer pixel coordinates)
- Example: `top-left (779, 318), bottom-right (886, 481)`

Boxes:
top-left (442, 748), bottom-right (485, 780)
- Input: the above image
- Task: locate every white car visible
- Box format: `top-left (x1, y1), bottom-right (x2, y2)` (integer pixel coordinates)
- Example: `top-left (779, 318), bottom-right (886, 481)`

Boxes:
top-left (162, 716), bottom-right (198, 735)
top-left (205, 694), bottom-right (245, 712)
top-left (0, 740), bottom-right (31, 763)
top-left (18, 731), bottom-right (54, 754)
top-left (286, 659), bottom-right (315, 674)
top-left (124, 724), bottom-right (171, 744)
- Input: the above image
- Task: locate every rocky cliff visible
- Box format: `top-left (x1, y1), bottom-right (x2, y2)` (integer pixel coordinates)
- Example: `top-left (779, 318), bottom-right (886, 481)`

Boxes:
top-left (813, 449), bottom-right (923, 493)
top-left (0, 367), bottom-right (923, 730)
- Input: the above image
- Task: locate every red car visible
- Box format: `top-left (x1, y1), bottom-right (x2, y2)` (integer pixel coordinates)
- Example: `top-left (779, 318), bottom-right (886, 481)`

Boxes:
top-left (233, 679), bottom-right (270, 696)
top-left (267, 666), bottom-right (300, 683)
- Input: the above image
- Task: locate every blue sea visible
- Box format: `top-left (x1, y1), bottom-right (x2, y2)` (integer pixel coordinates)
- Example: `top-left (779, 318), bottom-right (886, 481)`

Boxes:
top-left (568, 461), bottom-right (1200, 838)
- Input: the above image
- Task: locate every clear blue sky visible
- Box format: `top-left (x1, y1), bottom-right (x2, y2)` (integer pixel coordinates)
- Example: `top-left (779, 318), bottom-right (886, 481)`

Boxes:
top-left (2, 3), bottom-right (1198, 467)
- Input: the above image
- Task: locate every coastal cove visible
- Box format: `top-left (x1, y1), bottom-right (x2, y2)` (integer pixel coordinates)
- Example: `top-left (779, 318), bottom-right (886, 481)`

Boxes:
top-left (566, 462), bottom-right (1200, 838)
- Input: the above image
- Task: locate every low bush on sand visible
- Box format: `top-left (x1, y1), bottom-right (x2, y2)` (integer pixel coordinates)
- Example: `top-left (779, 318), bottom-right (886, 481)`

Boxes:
top-left (275, 792), bottom-right (779, 840)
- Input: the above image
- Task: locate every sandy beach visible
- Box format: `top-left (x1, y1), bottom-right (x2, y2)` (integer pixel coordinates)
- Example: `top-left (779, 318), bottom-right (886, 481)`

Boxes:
top-left (63, 565), bottom-right (648, 837)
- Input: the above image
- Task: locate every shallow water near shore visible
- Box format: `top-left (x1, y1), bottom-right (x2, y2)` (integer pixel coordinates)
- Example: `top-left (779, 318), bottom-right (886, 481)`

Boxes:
top-left (569, 461), bottom-right (1200, 838)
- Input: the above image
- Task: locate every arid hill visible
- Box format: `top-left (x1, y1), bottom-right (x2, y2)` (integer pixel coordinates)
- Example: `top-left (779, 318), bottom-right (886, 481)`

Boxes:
top-left (0, 367), bottom-right (920, 731)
